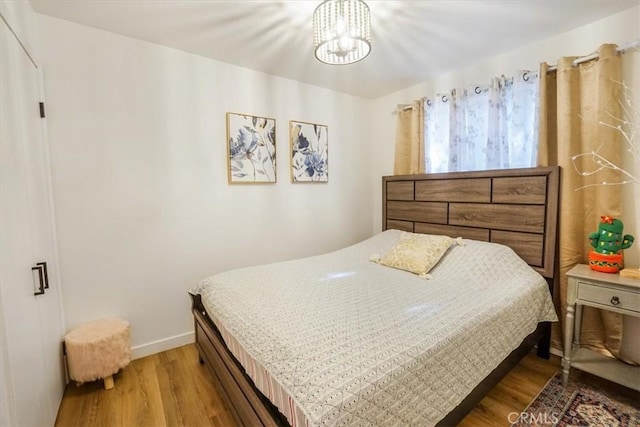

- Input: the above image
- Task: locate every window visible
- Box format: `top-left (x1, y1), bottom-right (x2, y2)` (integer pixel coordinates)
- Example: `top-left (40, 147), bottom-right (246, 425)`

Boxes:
top-left (424, 71), bottom-right (539, 173)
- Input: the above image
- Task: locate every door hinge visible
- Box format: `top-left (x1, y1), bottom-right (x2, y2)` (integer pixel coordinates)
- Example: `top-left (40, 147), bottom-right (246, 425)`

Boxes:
top-left (39, 102), bottom-right (45, 118)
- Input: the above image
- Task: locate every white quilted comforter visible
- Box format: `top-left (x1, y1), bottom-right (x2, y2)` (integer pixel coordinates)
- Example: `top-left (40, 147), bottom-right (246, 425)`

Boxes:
top-left (193, 230), bottom-right (558, 426)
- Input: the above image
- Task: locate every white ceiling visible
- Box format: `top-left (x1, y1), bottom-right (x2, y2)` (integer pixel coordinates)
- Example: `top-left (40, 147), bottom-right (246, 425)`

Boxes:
top-left (30, 0), bottom-right (639, 99)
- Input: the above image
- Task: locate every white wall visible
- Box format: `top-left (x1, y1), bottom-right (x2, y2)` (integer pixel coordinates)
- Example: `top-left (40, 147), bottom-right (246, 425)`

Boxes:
top-left (371, 6), bottom-right (640, 266)
top-left (38, 15), bottom-right (373, 358)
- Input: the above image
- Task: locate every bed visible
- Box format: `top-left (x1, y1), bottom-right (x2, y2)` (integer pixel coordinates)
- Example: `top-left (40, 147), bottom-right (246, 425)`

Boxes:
top-left (190, 166), bottom-right (560, 426)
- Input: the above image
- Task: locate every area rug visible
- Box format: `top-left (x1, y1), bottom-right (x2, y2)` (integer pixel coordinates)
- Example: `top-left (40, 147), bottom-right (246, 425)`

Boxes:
top-left (510, 372), bottom-right (640, 426)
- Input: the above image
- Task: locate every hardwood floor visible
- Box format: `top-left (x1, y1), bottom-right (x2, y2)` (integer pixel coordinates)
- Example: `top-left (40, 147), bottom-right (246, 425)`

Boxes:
top-left (55, 344), bottom-right (560, 427)
top-left (55, 344), bottom-right (235, 427)
top-left (458, 351), bottom-right (558, 426)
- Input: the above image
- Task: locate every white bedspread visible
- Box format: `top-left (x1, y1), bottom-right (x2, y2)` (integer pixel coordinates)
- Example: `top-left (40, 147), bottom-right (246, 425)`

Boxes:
top-left (193, 230), bottom-right (558, 426)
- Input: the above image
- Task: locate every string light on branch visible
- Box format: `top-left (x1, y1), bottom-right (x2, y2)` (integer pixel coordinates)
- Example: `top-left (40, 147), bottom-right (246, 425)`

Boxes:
top-left (572, 78), bottom-right (639, 190)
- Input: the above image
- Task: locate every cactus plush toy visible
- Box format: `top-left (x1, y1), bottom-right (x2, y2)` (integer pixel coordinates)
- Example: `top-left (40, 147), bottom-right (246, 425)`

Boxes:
top-left (588, 215), bottom-right (635, 273)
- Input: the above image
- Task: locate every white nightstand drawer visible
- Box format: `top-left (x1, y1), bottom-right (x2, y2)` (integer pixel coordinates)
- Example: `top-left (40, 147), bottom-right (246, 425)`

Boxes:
top-left (577, 281), bottom-right (640, 313)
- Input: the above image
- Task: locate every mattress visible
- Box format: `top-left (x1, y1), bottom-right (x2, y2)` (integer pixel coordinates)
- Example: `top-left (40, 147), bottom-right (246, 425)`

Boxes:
top-left (192, 230), bottom-right (558, 426)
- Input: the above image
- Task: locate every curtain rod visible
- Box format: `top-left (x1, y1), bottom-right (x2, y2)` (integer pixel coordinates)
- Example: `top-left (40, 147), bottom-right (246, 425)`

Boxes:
top-left (390, 105), bottom-right (412, 115)
top-left (391, 98), bottom-right (427, 114)
top-left (546, 39), bottom-right (639, 72)
top-left (391, 39), bottom-right (639, 114)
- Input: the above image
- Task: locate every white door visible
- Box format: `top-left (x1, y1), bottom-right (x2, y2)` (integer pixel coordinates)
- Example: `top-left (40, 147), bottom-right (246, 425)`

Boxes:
top-left (0, 16), bottom-right (65, 427)
top-left (19, 26), bottom-right (67, 424)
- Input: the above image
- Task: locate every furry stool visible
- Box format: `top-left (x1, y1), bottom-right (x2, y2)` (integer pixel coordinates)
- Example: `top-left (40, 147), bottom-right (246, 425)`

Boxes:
top-left (65, 318), bottom-right (131, 390)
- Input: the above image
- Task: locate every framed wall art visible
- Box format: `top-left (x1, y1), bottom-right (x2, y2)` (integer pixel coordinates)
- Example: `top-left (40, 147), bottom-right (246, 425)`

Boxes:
top-left (227, 112), bottom-right (276, 183)
top-left (290, 120), bottom-right (328, 183)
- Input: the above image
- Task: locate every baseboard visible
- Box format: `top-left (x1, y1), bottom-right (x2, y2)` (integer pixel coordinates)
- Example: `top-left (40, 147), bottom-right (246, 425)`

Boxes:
top-left (130, 331), bottom-right (195, 360)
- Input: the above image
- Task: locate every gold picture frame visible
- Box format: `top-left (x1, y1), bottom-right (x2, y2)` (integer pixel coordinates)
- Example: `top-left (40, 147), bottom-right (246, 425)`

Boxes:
top-left (289, 120), bottom-right (328, 183)
top-left (227, 112), bottom-right (276, 184)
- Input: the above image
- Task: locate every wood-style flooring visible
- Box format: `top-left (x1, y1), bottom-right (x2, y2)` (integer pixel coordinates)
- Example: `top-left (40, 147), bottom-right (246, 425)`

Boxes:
top-left (53, 343), bottom-right (627, 427)
top-left (55, 344), bottom-right (235, 427)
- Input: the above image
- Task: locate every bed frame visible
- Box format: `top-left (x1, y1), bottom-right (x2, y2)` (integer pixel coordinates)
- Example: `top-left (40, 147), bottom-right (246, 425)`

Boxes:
top-left (190, 166), bottom-right (560, 427)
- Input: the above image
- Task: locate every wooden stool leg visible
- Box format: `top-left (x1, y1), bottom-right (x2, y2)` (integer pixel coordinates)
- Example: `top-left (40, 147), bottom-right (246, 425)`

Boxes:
top-left (104, 375), bottom-right (114, 390)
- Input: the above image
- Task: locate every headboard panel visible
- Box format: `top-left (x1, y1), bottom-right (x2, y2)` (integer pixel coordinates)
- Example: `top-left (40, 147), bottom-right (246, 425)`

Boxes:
top-left (382, 167), bottom-right (560, 279)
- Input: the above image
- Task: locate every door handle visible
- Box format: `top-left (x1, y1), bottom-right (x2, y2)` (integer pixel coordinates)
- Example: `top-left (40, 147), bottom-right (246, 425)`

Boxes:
top-left (32, 265), bottom-right (45, 295)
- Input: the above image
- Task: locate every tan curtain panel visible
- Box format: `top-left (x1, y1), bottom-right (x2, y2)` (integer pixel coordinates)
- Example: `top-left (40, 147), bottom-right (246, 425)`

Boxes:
top-left (538, 44), bottom-right (626, 360)
top-left (393, 99), bottom-right (425, 175)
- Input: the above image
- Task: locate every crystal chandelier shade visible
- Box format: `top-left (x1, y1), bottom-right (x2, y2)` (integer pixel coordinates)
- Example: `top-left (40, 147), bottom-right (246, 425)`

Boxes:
top-left (313, 0), bottom-right (371, 65)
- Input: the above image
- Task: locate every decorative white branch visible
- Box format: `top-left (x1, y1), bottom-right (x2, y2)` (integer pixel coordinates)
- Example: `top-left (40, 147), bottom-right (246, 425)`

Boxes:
top-left (572, 74), bottom-right (639, 191)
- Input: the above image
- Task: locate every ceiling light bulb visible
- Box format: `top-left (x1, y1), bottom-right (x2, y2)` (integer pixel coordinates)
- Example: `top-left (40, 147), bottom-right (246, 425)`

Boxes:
top-left (338, 35), bottom-right (352, 51)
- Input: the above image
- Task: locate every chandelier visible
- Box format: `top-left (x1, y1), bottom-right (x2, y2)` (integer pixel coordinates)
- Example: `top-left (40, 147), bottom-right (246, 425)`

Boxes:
top-left (313, 0), bottom-right (371, 65)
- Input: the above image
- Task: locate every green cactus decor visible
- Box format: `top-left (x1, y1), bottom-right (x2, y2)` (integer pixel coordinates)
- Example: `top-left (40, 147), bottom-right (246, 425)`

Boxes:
top-left (588, 215), bottom-right (635, 273)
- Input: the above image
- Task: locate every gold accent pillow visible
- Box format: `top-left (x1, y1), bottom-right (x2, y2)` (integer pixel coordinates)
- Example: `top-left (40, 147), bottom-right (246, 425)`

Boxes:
top-left (374, 233), bottom-right (455, 279)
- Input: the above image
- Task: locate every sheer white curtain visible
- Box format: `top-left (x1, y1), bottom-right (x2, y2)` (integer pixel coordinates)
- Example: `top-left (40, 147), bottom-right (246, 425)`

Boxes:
top-left (425, 70), bottom-right (539, 173)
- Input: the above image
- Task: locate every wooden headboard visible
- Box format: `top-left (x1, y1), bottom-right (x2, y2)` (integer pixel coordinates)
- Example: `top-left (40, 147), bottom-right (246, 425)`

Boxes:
top-left (382, 166), bottom-right (560, 279)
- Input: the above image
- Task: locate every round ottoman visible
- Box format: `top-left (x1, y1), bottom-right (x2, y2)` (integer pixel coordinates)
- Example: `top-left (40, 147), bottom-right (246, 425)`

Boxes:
top-left (65, 318), bottom-right (131, 390)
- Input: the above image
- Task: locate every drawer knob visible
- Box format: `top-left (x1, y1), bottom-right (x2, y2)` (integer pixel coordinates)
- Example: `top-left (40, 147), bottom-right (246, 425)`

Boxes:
top-left (610, 296), bottom-right (620, 306)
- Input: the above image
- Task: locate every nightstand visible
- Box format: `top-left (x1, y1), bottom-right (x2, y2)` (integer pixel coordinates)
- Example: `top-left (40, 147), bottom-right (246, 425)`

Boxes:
top-left (562, 264), bottom-right (640, 390)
